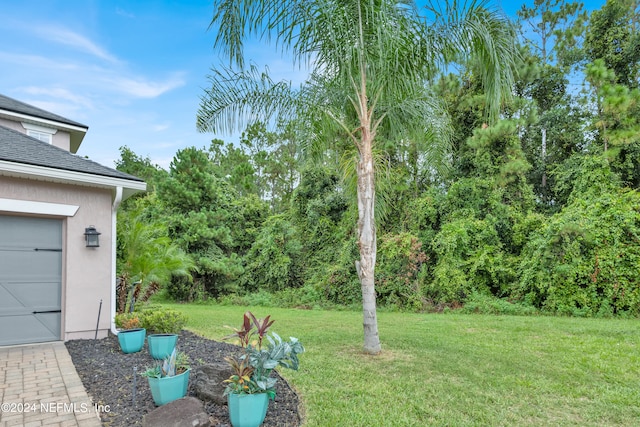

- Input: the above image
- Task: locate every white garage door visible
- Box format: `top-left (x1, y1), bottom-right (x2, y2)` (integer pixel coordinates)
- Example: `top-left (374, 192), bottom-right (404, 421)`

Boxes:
top-left (0, 215), bottom-right (62, 346)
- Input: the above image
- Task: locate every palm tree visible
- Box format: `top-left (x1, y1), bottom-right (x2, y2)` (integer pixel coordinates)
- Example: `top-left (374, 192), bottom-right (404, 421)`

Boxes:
top-left (116, 205), bottom-right (194, 313)
top-left (198, 0), bottom-right (516, 354)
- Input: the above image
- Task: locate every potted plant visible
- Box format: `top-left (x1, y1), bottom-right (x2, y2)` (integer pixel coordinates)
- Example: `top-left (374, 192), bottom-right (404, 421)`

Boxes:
top-left (141, 348), bottom-right (190, 406)
top-left (223, 311), bottom-right (304, 427)
top-left (141, 307), bottom-right (188, 360)
top-left (114, 312), bottom-right (146, 354)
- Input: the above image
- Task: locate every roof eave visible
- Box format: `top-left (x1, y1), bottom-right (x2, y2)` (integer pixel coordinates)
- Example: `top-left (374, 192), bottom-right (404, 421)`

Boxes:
top-left (0, 160), bottom-right (147, 201)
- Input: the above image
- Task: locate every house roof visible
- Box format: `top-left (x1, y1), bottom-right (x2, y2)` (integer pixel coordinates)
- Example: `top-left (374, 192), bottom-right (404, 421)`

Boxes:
top-left (0, 125), bottom-right (143, 182)
top-left (0, 94), bottom-right (88, 153)
top-left (0, 125), bottom-right (146, 200)
top-left (0, 94), bottom-right (88, 128)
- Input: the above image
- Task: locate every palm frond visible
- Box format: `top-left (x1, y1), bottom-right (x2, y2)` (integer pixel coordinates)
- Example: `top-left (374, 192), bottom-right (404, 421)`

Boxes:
top-left (425, 0), bottom-right (517, 121)
top-left (197, 64), bottom-right (296, 135)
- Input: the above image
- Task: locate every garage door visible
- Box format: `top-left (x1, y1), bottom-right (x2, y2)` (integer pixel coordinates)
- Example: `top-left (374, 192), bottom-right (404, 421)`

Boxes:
top-left (0, 215), bottom-right (62, 346)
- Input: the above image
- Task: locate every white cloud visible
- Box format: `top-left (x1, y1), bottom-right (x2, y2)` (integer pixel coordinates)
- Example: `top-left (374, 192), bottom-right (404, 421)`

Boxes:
top-left (152, 123), bottom-right (170, 132)
top-left (22, 99), bottom-right (83, 121)
top-left (34, 26), bottom-right (120, 64)
top-left (104, 74), bottom-right (186, 98)
top-left (21, 86), bottom-right (94, 109)
top-left (0, 51), bottom-right (79, 70)
top-left (115, 7), bottom-right (135, 19)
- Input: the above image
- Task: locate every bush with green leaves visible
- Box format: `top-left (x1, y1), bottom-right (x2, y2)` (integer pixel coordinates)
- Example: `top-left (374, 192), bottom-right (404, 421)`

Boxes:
top-left (423, 122), bottom-right (535, 306)
top-left (427, 216), bottom-right (517, 304)
top-left (460, 292), bottom-right (538, 316)
top-left (319, 238), bottom-right (362, 306)
top-left (114, 312), bottom-right (141, 330)
top-left (242, 214), bottom-right (303, 293)
top-left (376, 232), bottom-right (428, 310)
top-left (139, 307), bottom-right (188, 334)
top-left (166, 274), bottom-right (206, 302)
top-left (517, 158), bottom-right (640, 316)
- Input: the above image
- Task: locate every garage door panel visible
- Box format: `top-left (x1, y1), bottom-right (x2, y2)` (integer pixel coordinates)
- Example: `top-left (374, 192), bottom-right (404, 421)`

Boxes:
top-left (0, 251), bottom-right (62, 280)
top-left (0, 313), bottom-right (61, 346)
top-left (0, 215), bottom-right (62, 346)
top-left (0, 284), bottom-right (23, 311)
top-left (0, 280), bottom-right (61, 310)
top-left (0, 217), bottom-right (62, 249)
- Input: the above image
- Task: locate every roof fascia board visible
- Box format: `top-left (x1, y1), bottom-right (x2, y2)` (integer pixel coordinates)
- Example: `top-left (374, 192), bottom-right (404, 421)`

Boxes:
top-left (0, 108), bottom-right (87, 133)
top-left (0, 160), bottom-right (147, 192)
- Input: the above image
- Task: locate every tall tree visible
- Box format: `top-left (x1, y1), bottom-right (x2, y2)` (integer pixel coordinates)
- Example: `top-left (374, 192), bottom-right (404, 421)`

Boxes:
top-left (517, 0), bottom-right (587, 198)
top-left (585, 0), bottom-right (640, 88)
top-left (157, 147), bottom-right (245, 296)
top-left (198, 0), bottom-right (516, 354)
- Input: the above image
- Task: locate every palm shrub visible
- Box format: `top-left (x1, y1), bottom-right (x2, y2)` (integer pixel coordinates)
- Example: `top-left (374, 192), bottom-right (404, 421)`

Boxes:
top-left (116, 202), bottom-right (194, 313)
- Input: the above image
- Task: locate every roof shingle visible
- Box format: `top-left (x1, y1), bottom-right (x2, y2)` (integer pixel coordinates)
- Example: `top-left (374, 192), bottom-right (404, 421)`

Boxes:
top-left (0, 94), bottom-right (88, 129)
top-left (0, 125), bottom-right (143, 182)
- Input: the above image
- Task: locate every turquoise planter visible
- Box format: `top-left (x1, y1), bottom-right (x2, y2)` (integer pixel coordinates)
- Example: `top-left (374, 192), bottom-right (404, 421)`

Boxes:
top-left (148, 334), bottom-right (178, 360)
top-left (117, 328), bottom-right (146, 354)
top-left (227, 393), bottom-right (269, 427)
top-left (148, 369), bottom-right (190, 406)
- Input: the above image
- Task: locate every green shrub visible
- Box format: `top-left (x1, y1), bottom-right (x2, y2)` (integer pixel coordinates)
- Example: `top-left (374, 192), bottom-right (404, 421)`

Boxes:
top-left (428, 217), bottom-right (516, 304)
top-left (376, 233), bottom-right (428, 311)
top-left (242, 215), bottom-right (303, 292)
top-left (517, 161), bottom-right (640, 316)
top-left (460, 293), bottom-right (538, 316)
top-left (139, 307), bottom-right (188, 334)
top-left (166, 274), bottom-right (205, 302)
top-left (240, 290), bottom-right (275, 307)
top-left (114, 312), bottom-right (141, 330)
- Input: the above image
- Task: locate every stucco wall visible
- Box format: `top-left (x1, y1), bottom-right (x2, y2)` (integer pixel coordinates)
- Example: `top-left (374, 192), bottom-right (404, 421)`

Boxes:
top-left (0, 117), bottom-right (71, 151)
top-left (0, 176), bottom-right (113, 340)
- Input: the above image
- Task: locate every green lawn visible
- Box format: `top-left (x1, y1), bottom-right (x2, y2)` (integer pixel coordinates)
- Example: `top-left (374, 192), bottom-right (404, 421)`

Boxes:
top-left (161, 303), bottom-right (640, 426)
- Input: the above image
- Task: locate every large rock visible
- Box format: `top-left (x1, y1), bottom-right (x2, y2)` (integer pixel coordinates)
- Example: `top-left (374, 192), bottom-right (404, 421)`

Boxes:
top-left (194, 363), bottom-right (233, 406)
top-left (142, 397), bottom-right (211, 427)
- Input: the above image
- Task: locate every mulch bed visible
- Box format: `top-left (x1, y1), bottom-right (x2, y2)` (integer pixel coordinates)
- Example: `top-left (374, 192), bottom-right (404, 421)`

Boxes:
top-left (65, 330), bottom-right (302, 426)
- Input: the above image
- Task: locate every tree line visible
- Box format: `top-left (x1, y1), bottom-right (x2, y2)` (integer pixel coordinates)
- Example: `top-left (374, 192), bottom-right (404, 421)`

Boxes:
top-left (115, 0), bottom-right (640, 321)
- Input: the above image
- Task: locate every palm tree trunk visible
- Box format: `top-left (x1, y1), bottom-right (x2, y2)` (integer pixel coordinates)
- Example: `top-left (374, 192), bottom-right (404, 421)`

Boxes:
top-left (356, 129), bottom-right (381, 355)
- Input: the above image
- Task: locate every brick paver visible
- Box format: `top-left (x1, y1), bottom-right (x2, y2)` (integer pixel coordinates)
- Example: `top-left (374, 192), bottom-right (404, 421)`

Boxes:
top-left (0, 342), bottom-right (101, 427)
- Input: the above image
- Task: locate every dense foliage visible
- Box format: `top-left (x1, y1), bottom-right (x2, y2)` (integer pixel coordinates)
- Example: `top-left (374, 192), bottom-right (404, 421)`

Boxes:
top-left (115, 0), bottom-right (640, 317)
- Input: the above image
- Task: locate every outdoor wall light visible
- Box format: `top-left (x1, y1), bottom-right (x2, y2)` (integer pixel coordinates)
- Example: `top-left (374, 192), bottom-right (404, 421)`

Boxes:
top-left (84, 226), bottom-right (101, 247)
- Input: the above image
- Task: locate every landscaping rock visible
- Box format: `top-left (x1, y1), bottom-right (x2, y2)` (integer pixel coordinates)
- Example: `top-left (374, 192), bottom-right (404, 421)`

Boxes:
top-left (142, 397), bottom-right (211, 427)
top-left (194, 363), bottom-right (233, 406)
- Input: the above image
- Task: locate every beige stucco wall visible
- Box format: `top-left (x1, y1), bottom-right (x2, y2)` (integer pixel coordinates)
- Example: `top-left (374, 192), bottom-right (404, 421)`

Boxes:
top-left (0, 176), bottom-right (113, 340)
top-left (0, 117), bottom-right (71, 151)
top-left (0, 117), bottom-right (23, 133)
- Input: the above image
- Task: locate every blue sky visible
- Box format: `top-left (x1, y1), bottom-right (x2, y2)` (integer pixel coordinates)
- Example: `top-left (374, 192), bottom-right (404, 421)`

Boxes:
top-left (1, 1), bottom-right (605, 170)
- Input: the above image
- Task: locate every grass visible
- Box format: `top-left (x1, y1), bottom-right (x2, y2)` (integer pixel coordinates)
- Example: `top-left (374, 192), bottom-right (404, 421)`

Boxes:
top-left (161, 302), bottom-right (640, 426)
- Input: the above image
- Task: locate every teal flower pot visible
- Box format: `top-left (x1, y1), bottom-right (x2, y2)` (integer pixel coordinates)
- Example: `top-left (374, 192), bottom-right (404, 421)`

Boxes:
top-left (148, 334), bottom-right (178, 360)
top-left (148, 369), bottom-right (190, 406)
top-left (117, 328), bottom-right (146, 354)
top-left (227, 393), bottom-right (269, 427)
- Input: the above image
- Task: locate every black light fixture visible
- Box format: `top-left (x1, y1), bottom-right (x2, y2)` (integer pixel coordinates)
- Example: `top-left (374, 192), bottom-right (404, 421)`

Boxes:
top-left (84, 226), bottom-right (101, 247)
